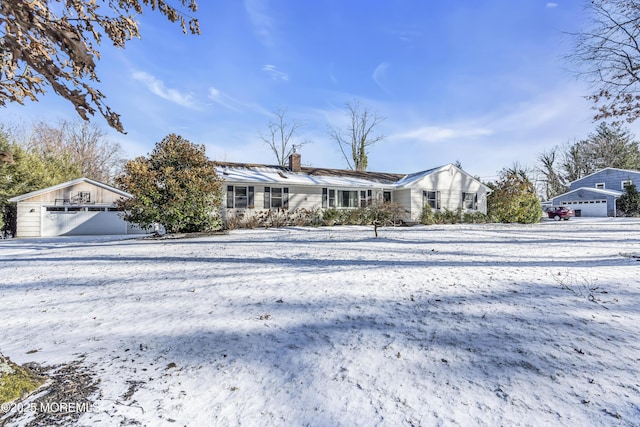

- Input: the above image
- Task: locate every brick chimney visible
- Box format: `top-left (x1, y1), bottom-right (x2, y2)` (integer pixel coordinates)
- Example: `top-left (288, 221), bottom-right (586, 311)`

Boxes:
top-left (289, 152), bottom-right (301, 172)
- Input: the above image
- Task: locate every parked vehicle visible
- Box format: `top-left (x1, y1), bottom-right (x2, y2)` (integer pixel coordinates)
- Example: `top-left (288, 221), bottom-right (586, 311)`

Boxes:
top-left (546, 206), bottom-right (574, 221)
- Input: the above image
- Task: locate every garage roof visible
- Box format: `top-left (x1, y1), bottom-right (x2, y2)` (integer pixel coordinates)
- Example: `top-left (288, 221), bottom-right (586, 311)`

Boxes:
top-left (552, 187), bottom-right (623, 200)
top-left (7, 177), bottom-right (132, 203)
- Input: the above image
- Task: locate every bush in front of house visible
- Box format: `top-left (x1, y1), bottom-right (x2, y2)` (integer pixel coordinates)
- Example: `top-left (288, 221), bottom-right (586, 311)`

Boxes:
top-left (420, 205), bottom-right (490, 225)
top-left (487, 167), bottom-right (541, 224)
top-left (322, 208), bottom-right (341, 226)
top-left (224, 203), bottom-right (407, 230)
top-left (116, 134), bottom-right (223, 234)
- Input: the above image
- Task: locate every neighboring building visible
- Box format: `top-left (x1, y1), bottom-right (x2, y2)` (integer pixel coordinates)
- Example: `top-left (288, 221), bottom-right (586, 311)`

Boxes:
top-left (217, 153), bottom-right (491, 223)
top-left (551, 167), bottom-right (640, 217)
top-left (8, 177), bottom-right (148, 237)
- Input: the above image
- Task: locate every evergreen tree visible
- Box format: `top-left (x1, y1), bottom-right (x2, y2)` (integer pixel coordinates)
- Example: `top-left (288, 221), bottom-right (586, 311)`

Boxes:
top-left (617, 183), bottom-right (640, 216)
top-left (563, 123), bottom-right (640, 182)
top-left (116, 134), bottom-right (223, 233)
top-left (1, 130), bottom-right (81, 235)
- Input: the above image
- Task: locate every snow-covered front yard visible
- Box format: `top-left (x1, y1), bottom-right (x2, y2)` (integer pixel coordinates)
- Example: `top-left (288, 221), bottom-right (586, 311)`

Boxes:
top-left (1, 219), bottom-right (640, 426)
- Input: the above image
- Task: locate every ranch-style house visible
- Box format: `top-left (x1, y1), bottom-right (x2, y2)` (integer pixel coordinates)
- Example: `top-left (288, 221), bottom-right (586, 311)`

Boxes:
top-left (217, 153), bottom-right (491, 223)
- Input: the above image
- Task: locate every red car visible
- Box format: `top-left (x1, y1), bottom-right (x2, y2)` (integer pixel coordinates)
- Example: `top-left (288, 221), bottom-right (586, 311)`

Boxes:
top-left (547, 206), bottom-right (574, 221)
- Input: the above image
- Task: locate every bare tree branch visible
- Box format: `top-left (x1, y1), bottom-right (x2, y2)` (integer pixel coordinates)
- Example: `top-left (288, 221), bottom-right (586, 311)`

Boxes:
top-left (259, 109), bottom-right (310, 166)
top-left (0, 1), bottom-right (199, 133)
top-left (328, 100), bottom-right (385, 171)
top-left (569, 0), bottom-right (640, 122)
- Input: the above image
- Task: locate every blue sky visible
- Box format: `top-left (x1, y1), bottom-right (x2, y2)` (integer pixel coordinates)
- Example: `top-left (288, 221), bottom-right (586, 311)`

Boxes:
top-left (3, 0), bottom-right (629, 180)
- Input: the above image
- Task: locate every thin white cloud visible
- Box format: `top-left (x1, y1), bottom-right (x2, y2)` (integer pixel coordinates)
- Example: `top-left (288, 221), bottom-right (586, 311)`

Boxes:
top-left (132, 71), bottom-right (198, 109)
top-left (244, 0), bottom-right (275, 48)
top-left (372, 62), bottom-right (391, 94)
top-left (390, 30), bottom-right (423, 43)
top-left (207, 87), bottom-right (243, 112)
top-left (546, 3), bottom-right (558, 8)
top-left (393, 125), bottom-right (493, 143)
top-left (262, 64), bottom-right (289, 81)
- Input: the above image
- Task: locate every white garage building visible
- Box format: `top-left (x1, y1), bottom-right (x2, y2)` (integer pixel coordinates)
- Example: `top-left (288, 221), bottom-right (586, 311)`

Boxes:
top-left (8, 177), bottom-right (147, 237)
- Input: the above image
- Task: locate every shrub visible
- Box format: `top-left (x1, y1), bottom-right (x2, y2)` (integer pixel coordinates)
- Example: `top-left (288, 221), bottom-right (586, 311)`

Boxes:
top-left (487, 167), bottom-right (541, 224)
top-left (420, 204), bottom-right (435, 225)
top-left (618, 183), bottom-right (640, 217)
top-left (322, 208), bottom-right (341, 226)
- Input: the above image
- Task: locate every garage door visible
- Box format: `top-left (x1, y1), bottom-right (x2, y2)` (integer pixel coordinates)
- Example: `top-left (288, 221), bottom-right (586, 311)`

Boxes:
top-left (567, 200), bottom-right (607, 217)
top-left (42, 207), bottom-right (128, 236)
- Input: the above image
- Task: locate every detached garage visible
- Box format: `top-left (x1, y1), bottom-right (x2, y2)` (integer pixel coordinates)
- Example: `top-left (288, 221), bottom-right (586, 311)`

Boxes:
top-left (8, 177), bottom-right (148, 237)
top-left (551, 188), bottom-right (622, 217)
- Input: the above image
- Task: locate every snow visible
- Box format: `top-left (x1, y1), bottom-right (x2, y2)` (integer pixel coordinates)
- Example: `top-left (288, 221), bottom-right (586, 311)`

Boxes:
top-left (1, 218), bottom-right (640, 426)
top-left (217, 165), bottom-right (399, 187)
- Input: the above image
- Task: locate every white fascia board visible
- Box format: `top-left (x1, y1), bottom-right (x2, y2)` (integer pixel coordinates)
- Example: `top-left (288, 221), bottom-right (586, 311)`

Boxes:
top-left (8, 177), bottom-right (132, 202)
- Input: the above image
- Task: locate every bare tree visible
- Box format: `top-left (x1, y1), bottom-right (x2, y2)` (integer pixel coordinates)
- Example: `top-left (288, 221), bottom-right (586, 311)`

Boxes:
top-left (569, 0), bottom-right (640, 123)
top-left (537, 147), bottom-right (567, 200)
top-left (62, 120), bottom-right (126, 183)
top-left (260, 109), bottom-right (310, 166)
top-left (328, 100), bottom-right (385, 171)
top-left (6, 119), bottom-right (125, 184)
top-left (0, 1), bottom-right (200, 133)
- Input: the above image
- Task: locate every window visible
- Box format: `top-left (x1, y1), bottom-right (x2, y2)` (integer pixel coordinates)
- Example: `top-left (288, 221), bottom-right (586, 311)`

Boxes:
top-left (226, 185), bottom-right (254, 209)
top-left (359, 190), bottom-right (373, 207)
top-left (423, 191), bottom-right (441, 209)
top-left (264, 187), bottom-right (289, 209)
top-left (323, 188), bottom-right (370, 208)
top-left (462, 192), bottom-right (476, 210)
top-left (71, 191), bottom-right (91, 204)
top-left (595, 183), bottom-right (605, 190)
top-left (338, 190), bottom-right (359, 208)
top-left (622, 180), bottom-right (633, 190)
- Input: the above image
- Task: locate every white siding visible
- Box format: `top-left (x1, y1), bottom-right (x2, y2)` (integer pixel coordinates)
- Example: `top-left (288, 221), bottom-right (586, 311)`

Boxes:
top-left (15, 202), bottom-right (42, 237)
top-left (221, 164), bottom-right (489, 223)
top-left (394, 189), bottom-right (413, 218)
top-left (288, 186), bottom-right (323, 210)
top-left (12, 180), bottom-right (143, 237)
top-left (404, 166), bottom-right (489, 221)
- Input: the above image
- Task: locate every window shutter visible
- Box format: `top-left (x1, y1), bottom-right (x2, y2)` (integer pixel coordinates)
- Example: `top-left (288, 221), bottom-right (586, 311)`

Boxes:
top-left (226, 186), bottom-right (234, 208)
top-left (474, 193), bottom-right (478, 210)
top-left (322, 188), bottom-right (327, 208)
top-left (283, 188), bottom-right (289, 209)
top-left (437, 191), bottom-right (441, 209)
top-left (248, 186), bottom-right (254, 208)
top-left (264, 186), bottom-right (271, 209)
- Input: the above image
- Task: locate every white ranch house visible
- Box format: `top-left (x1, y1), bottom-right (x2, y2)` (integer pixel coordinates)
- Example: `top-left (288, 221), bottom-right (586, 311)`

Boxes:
top-left (217, 153), bottom-right (490, 223)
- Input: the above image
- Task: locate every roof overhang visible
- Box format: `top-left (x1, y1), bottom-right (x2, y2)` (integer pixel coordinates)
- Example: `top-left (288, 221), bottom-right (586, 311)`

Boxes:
top-left (7, 177), bottom-right (132, 203)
